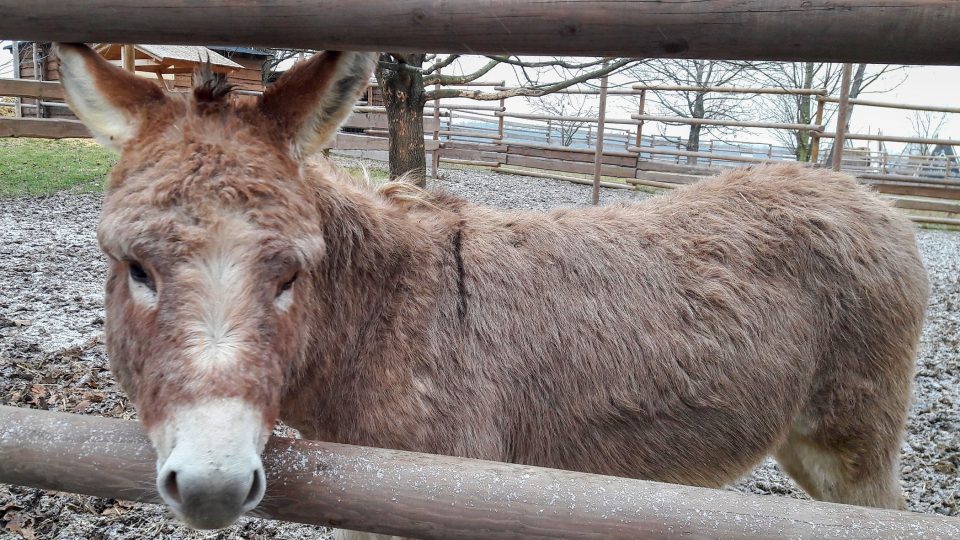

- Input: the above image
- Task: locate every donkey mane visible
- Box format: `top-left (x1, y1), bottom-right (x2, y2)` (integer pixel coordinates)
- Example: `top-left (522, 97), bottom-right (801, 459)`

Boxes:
top-left (192, 62), bottom-right (235, 104)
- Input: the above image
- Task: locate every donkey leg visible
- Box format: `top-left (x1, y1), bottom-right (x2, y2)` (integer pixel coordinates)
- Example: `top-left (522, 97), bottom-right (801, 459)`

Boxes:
top-left (775, 425), bottom-right (906, 510)
top-left (774, 434), bottom-right (826, 501)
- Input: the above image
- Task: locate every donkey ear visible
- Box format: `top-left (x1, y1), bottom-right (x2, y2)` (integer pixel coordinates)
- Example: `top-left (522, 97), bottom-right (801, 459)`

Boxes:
top-left (55, 43), bottom-right (168, 151)
top-left (258, 51), bottom-right (377, 156)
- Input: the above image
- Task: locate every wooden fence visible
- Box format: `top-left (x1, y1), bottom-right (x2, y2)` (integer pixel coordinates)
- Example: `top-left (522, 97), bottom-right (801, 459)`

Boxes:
top-left (3, 76), bottom-right (960, 225)
top-left (2, 405), bottom-right (959, 539)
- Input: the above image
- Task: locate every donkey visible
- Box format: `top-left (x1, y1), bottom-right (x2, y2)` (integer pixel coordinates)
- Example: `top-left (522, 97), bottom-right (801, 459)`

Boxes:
top-left (55, 43), bottom-right (929, 535)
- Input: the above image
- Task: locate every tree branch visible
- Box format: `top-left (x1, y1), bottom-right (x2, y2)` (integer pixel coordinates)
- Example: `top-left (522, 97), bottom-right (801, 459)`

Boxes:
top-left (484, 56), bottom-right (611, 70)
top-left (423, 58), bottom-right (499, 86)
top-left (425, 58), bottom-right (634, 101)
top-left (422, 54), bottom-right (460, 75)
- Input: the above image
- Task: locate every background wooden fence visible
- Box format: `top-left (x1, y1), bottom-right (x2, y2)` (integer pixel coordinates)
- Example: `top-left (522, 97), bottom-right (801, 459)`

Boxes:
top-left (3, 75), bottom-right (959, 226)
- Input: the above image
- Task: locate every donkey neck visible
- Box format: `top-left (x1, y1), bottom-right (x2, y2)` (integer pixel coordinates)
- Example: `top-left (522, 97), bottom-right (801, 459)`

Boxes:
top-left (282, 178), bottom-right (448, 444)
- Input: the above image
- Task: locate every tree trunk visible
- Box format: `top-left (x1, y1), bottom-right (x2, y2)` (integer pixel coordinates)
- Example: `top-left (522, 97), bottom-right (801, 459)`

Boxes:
top-left (685, 124), bottom-right (702, 165)
top-left (376, 54), bottom-right (427, 187)
top-left (685, 91), bottom-right (706, 165)
top-left (795, 62), bottom-right (815, 162)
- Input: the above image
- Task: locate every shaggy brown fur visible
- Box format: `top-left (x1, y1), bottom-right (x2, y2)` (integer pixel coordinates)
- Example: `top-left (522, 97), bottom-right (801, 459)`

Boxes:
top-left (56, 44), bottom-right (928, 533)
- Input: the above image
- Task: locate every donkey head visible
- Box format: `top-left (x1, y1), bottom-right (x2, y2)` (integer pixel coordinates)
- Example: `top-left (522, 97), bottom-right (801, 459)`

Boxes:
top-left (56, 43), bottom-right (377, 529)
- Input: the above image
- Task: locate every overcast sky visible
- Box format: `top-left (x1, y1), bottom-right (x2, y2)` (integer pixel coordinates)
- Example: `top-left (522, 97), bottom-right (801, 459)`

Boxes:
top-left (2, 42), bottom-right (957, 153)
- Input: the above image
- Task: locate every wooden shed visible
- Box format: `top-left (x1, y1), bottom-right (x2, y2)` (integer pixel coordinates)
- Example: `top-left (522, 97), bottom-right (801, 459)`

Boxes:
top-left (5, 42), bottom-right (271, 118)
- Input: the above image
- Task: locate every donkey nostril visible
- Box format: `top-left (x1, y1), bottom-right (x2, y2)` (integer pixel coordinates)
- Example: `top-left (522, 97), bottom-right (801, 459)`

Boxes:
top-left (244, 468), bottom-right (265, 508)
top-left (161, 470), bottom-right (182, 505)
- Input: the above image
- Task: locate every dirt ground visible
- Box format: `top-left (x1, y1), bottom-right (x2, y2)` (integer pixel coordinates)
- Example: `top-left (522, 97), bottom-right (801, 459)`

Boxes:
top-left (1, 163), bottom-right (958, 539)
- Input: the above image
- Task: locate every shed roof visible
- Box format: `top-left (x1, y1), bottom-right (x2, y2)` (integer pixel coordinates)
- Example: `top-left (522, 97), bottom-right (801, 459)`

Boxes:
top-left (208, 46), bottom-right (273, 58)
top-left (135, 45), bottom-right (242, 68)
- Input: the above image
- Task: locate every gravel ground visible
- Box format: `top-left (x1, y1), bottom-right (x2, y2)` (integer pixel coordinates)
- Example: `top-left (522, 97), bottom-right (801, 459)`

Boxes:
top-left (1, 160), bottom-right (958, 539)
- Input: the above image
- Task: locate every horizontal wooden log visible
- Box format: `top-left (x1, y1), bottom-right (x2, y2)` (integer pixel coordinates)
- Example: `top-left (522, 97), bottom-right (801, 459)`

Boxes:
top-left (426, 103), bottom-right (505, 112)
top-left (496, 110), bottom-right (638, 126)
top-left (632, 85), bottom-right (828, 95)
top-left (442, 140), bottom-right (508, 153)
top-left (632, 170), bottom-right (704, 185)
top-left (909, 215), bottom-right (960, 226)
top-left (886, 196), bottom-right (960, 214)
top-left (505, 144), bottom-right (637, 167)
top-left (440, 147), bottom-right (507, 163)
top-left (0, 78), bottom-right (65, 100)
top-left (819, 132), bottom-right (960, 146)
top-left (440, 130), bottom-right (503, 140)
top-left (864, 180), bottom-right (960, 200)
top-left (324, 133), bottom-right (440, 152)
top-left (5, 1), bottom-right (959, 63)
top-left (629, 146), bottom-right (794, 165)
top-left (819, 96), bottom-right (960, 113)
top-left (496, 167), bottom-right (633, 190)
top-left (344, 112), bottom-right (439, 132)
top-left (858, 172), bottom-right (960, 188)
top-left (438, 157), bottom-right (501, 168)
top-left (505, 154), bottom-right (636, 178)
top-left (0, 117), bottom-right (90, 138)
top-left (635, 159), bottom-right (718, 176)
top-left (2, 405), bottom-right (959, 539)
top-left (628, 177), bottom-right (682, 190)
top-left (501, 140), bottom-right (637, 159)
top-left (632, 114), bottom-right (823, 132)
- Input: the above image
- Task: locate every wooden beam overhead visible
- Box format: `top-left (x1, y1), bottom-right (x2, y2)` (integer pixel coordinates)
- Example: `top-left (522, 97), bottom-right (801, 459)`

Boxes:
top-left (0, 1), bottom-right (959, 64)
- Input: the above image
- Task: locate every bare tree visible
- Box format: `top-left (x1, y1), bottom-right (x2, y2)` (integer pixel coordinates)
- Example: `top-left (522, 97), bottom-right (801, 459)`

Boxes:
top-left (822, 64), bottom-right (909, 168)
top-left (754, 63), bottom-right (905, 162)
top-left (260, 49), bottom-right (314, 84)
top-left (376, 54), bottom-right (637, 186)
top-left (909, 110), bottom-right (948, 156)
top-left (526, 94), bottom-right (597, 146)
top-left (623, 60), bottom-right (758, 165)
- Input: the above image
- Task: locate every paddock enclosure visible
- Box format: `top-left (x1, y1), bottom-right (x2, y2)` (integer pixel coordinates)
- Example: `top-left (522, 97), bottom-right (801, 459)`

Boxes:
top-left (2, 1), bottom-right (960, 538)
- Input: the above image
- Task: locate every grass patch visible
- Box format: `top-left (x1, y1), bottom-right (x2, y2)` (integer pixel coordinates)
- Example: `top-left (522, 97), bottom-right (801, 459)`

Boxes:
top-left (342, 165), bottom-right (391, 184)
top-left (0, 138), bottom-right (116, 197)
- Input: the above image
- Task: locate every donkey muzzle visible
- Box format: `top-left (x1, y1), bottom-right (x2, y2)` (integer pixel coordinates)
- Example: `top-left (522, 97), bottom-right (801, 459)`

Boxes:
top-left (151, 398), bottom-right (270, 529)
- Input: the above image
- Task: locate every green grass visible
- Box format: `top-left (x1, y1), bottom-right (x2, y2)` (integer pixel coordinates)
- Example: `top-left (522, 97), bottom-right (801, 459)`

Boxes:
top-left (342, 165), bottom-right (391, 184)
top-left (0, 138), bottom-right (116, 197)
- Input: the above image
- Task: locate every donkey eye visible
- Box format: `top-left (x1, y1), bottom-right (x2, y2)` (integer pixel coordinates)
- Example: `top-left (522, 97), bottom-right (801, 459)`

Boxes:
top-left (128, 262), bottom-right (156, 291)
top-left (278, 272), bottom-right (298, 296)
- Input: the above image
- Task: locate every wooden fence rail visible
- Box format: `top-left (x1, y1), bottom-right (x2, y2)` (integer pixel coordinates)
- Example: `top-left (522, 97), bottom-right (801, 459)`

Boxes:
top-left (632, 85), bottom-right (829, 96)
top-left (631, 114), bottom-right (824, 132)
top-left (2, 405), bottom-right (959, 539)
top-left (3, 75), bottom-right (960, 223)
top-left (1, 2), bottom-right (960, 63)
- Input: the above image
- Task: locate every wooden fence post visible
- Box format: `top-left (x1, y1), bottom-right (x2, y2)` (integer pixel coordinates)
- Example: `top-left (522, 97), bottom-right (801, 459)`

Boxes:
top-left (431, 70), bottom-right (441, 178)
top-left (121, 44), bottom-right (135, 72)
top-left (11, 41), bottom-right (21, 118)
top-left (546, 119), bottom-right (552, 144)
top-left (809, 96), bottom-right (825, 164)
top-left (498, 97), bottom-right (506, 140)
top-left (32, 42), bottom-right (41, 118)
top-left (833, 63), bottom-right (854, 172)
top-left (592, 69), bottom-right (609, 205)
top-left (635, 89), bottom-right (646, 148)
